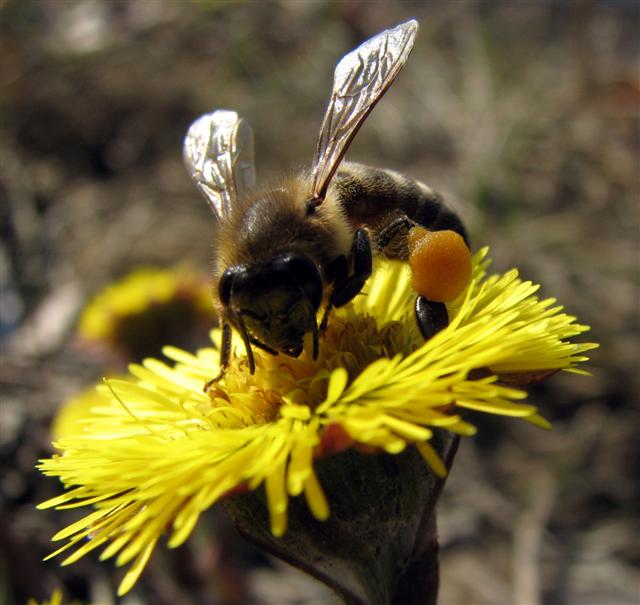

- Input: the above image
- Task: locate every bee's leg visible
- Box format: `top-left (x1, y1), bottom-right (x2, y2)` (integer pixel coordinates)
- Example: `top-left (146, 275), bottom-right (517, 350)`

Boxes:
top-left (320, 229), bottom-right (372, 333)
top-left (219, 321), bottom-right (233, 368)
top-left (212, 315), bottom-right (256, 380)
top-left (234, 314), bottom-right (256, 374)
top-left (377, 217), bottom-right (452, 340)
top-left (321, 256), bottom-right (348, 334)
top-left (319, 303), bottom-right (333, 335)
top-left (330, 228), bottom-right (372, 307)
top-left (204, 321), bottom-right (233, 391)
top-left (415, 296), bottom-right (449, 340)
top-left (248, 337), bottom-right (278, 356)
top-left (306, 299), bottom-right (320, 359)
top-left (375, 214), bottom-right (415, 260)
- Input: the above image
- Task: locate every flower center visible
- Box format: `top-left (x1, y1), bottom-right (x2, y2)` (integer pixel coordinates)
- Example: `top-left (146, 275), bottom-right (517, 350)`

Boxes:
top-left (206, 309), bottom-right (419, 422)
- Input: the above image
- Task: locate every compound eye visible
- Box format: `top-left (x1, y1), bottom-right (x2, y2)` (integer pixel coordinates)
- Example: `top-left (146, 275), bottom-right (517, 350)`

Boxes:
top-left (279, 254), bottom-right (323, 311)
top-left (218, 266), bottom-right (244, 306)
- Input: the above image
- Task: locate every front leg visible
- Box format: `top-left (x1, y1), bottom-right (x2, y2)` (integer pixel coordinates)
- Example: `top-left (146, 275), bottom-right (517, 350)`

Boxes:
top-left (204, 321), bottom-right (233, 392)
top-left (205, 313), bottom-right (258, 392)
top-left (330, 228), bottom-right (372, 308)
top-left (321, 229), bottom-right (372, 333)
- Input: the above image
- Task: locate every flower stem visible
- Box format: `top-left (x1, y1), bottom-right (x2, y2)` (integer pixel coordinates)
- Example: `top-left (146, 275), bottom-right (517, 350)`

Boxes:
top-left (225, 432), bottom-right (459, 605)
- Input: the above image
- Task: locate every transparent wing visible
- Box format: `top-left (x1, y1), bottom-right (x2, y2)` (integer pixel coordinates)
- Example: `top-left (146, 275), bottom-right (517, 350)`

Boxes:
top-left (310, 20), bottom-right (418, 202)
top-left (183, 109), bottom-right (256, 220)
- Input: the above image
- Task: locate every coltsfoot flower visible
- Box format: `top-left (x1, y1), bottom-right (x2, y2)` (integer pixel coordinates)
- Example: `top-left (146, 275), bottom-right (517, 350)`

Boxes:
top-left (39, 249), bottom-right (596, 595)
top-left (77, 266), bottom-right (216, 360)
top-left (27, 589), bottom-right (83, 605)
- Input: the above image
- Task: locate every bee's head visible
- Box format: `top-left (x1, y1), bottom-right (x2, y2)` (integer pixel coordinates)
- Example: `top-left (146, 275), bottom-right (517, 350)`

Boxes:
top-left (219, 253), bottom-right (323, 365)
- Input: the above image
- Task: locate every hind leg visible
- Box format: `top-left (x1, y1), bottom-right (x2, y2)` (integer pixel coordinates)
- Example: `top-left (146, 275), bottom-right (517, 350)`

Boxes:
top-left (415, 296), bottom-right (449, 340)
top-left (376, 216), bottom-right (451, 341)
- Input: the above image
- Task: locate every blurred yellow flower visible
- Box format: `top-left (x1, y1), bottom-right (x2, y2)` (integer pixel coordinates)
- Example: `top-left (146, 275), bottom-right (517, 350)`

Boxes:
top-left (77, 266), bottom-right (215, 360)
top-left (27, 589), bottom-right (84, 605)
top-left (39, 249), bottom-right (596, 595)
top-left (27, 590), bottom-right (63, 605)
top-left (28, 589), bottom-right (106, 605)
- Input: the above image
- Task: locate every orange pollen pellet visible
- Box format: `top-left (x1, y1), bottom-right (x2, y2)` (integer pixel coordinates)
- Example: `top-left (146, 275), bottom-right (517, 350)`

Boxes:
top-left (407, 227), bottom-right (472, 302)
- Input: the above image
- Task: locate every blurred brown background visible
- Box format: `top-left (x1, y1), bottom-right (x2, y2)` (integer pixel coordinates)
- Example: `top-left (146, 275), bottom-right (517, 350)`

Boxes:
top-left (1, 1), bottom-right (638, 604)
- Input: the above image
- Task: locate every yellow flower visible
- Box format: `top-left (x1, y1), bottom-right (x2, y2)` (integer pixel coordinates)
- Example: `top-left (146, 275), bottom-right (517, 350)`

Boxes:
top-left (39, 249), bottom-right (596, 595)
top-left (77, 266), bottom-right (215, 360)
top-left (27, 589), bottom-right (85, 605)
top-left (52, 387), bottom-right (113, 443)
top-left (28, 589), bottom-right (105, 605)
top-left (27, 590), bottom-right (64, 605)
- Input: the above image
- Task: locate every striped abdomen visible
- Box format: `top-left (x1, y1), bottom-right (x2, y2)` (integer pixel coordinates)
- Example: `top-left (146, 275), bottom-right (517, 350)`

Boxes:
top-left (332, 162), bottom-right (468, 245)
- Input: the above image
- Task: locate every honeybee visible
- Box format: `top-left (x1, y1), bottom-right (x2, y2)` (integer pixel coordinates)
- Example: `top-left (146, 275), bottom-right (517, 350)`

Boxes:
top-left (183, 20), bottom-right (469, 378)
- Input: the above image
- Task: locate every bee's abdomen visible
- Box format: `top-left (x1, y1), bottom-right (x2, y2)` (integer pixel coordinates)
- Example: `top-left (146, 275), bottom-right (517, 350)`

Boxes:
top-left (333, 163), bottom-right (467, 244)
